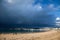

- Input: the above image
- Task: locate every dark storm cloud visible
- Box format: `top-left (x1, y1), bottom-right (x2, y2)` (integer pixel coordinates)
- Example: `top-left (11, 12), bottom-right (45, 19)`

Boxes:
top-left (0, 0), bottom-right (59, 27)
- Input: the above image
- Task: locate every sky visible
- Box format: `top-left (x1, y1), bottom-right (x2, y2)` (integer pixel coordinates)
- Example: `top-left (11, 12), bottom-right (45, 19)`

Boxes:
top-left (0, 0), bottom-right (60, 28)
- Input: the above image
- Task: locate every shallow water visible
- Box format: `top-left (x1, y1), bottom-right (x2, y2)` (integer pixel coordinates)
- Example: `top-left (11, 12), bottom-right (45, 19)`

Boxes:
top-left (0, 29), bottom-right (47, 33)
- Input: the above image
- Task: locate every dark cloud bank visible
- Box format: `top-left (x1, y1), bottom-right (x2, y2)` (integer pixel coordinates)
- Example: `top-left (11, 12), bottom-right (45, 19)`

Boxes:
top-left (0, 0), bottom-right (57, 28)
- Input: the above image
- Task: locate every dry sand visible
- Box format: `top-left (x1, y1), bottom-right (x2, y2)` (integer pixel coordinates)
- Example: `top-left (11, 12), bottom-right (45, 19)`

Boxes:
top-left (0, 30), bottom-right (60, 40)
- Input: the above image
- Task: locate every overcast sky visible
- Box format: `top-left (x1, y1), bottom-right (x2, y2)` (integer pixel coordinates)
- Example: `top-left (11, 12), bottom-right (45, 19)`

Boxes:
top-left (0, 0), bottom-right (60, 27)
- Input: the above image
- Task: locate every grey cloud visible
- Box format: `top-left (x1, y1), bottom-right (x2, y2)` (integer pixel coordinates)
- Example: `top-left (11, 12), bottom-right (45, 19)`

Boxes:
top-left (0, 0), bottom-right (56, 25)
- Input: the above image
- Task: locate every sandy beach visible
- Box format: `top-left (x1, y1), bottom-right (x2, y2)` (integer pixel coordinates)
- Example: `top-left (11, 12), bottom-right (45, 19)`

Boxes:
top-left (0, 30), bottom-right (60, 40)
